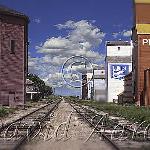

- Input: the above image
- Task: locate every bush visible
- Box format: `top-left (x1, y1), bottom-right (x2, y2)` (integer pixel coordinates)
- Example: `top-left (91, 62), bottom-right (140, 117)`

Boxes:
top-left (0, 107), bottom-right (15, 118)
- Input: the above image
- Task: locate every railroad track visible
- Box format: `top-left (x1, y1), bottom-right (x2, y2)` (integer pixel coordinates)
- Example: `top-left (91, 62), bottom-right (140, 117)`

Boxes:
top-left (0, 99), bottom-right (61, 150)
top-left (68, 100), bottom-right (150, 150)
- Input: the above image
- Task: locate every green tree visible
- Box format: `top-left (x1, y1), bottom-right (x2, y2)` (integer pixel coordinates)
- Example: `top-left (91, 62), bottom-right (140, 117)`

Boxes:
top-left (27, 73), bottom-right (53, 98)
top-left (44, 85), bottom-right (53, 97)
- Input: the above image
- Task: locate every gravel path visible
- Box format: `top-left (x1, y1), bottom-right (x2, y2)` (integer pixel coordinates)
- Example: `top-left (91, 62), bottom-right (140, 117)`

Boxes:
top-left (23, 100), bottom-right (112, 150)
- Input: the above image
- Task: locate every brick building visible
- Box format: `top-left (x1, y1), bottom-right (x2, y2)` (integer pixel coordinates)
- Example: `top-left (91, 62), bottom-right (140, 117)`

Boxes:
top-left (0, 5), bottom-right (29, 107)
top-left (132, 0), bottom-right (150, 105)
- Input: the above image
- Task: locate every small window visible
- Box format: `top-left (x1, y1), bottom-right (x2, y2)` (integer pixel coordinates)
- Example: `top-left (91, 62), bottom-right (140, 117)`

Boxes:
top-left (118, 47), bottom-right (120, 50)
top-left (10, 40), bottom-right (15, 54)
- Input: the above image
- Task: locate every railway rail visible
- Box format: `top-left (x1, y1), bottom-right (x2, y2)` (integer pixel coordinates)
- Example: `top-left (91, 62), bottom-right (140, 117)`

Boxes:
top-left (67, 99), bottom-right (150, 150)
top-left (0, 99), bottom-right (61, 150)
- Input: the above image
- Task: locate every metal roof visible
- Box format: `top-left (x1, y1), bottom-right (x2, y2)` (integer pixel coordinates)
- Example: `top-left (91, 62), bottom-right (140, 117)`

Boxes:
top-left (106, 56), bottom-right (132, 63)
top-left (106, 41), bottom-right (131, 46)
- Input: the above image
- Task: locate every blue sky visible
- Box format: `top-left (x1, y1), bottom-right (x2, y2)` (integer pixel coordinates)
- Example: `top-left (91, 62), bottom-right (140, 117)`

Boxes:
top-left (0, 0), bottom-right (133, 96)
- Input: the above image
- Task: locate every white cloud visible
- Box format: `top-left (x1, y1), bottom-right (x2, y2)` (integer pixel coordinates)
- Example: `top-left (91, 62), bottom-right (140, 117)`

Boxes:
top-left (42, 55), bottom-right (82, 68)
top-left (29, 20), bottom-right (105, 88)
top-left (112, 32), bottom-right (119, 38)
top-left (41, 37), bottom-right (70, 49)
top-left (122, 30), bottom-right (132, 37)
top-left (111, 30), bottom-right (132, 39)
top-left (36, 20), bottom-right (105, 65)
top-left (33, 18), bottom-right (41, 24)
top-left (56, 20), bottom-right (105, 47)
top-left (28, 56), bottom-right (38, 67)
top-left (66, 62), bottom-right (93, 74)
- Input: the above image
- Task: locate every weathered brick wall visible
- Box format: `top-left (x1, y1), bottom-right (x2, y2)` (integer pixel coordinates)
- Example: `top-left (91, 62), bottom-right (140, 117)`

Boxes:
top-left (0, 16), bottom-right (26, 106)
top-left (137, 34), bottom-right (150, 105)
top-left (133, 1), bottom-right (150, 106)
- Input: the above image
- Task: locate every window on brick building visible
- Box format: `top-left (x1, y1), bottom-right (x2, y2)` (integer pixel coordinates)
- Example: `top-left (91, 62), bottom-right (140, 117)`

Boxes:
top-left (10, 40), bottom-right (15, 54)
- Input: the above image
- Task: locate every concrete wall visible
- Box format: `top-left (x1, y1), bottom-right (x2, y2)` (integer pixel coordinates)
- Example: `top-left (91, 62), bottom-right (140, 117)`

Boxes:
top-left (107, 45), bottom-right (132, 57)
top-left (106, 42), bottom-right (132, 103)
top-left (94, 78), bottom-right (106, 101)
top-left (94, 69), bottom-right (105, 76)
top-left (93, 69), bottom-right (106, 101)
top-left (107, 63), bottom-right (132, 102)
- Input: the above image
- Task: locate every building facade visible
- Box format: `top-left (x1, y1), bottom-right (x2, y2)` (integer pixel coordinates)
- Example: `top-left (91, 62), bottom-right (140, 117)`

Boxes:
top-left (118, 72), bottom-right (134, 104)
top-left (0, 5), bottom-right (29, 107)
top-left (81, 74), bottom-right (88, 99)
top-left (132, 0), bottom-right (150, 105)
top-left (87, 72), bottom-right (93, 99)
top-left (85, 66), bottom-right (106, 101)
top-left (93, 67), bottom-right (106, 101)
top-left (106, 41), bottom-right (132, 102)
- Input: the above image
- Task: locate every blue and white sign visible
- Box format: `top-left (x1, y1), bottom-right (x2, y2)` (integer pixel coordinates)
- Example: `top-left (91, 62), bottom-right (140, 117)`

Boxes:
top-left (111, 64), bottom-right (129, 80)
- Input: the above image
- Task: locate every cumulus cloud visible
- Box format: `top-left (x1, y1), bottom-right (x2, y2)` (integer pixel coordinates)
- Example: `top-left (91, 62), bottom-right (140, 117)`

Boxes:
top-left (56, 20), bottom-right (105, 46)
top-left (66, 63), bottom-right (93, 75)
top-left (37, 20), bottom-right (105, 62)
top-left (29, 20), bottom-right (105, 88)
top-left (122, 30), bottom-right (132, 37)
top-left (112, 29), bottom-right (132, 39)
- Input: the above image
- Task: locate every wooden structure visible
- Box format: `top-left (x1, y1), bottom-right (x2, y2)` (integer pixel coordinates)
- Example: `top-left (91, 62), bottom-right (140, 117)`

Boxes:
top-left (0, 5), bottom-right (29, 107)
top-left (118, 72), bottom-right (134, 104)
top-left (132, 0), bottom-right (150, 105)
top-left (26, 79), bottom-right (40, 100)
top-left (81, 74), bottom-right (88, 99)
top-left (143, 69), bottom-right (150, 105)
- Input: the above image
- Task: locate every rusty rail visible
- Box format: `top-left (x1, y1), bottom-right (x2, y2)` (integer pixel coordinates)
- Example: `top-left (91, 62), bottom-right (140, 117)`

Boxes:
top-left (0, 99), bottom-right (61, 150)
